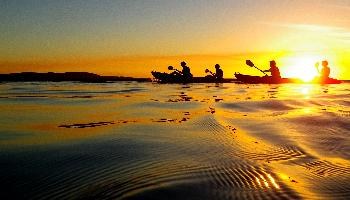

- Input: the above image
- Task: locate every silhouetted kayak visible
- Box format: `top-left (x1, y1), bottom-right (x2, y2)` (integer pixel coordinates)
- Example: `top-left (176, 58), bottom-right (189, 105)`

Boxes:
top-left (235, 73), bottom-right (342, 84)
top-left (151, 71), bottom-right (233, 83)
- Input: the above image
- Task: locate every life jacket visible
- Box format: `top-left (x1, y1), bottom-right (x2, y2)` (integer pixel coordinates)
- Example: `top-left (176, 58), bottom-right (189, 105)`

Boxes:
top-left (321, 66), bottom-right (330, 78)
top-left (271, 66), bottom-right (281, 78)
top-left (182, 66), bottom-right (193, 78)
top-left (216, 68), bottom-right (223, 79)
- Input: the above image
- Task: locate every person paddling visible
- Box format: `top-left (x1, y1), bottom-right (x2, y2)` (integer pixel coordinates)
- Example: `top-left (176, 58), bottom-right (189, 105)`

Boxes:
top-left (170, 61), bottom-right (193, 81)
top-left (263, 60), bottom-right (281, 79)
top-left (315, 60), bottom-right (330, 80)
top-left (214, 64), bottom-right (223, 80)
top-left (205, 64), bottom-right (223, 81)
top-left (180, 61), bottom-right (193, 80)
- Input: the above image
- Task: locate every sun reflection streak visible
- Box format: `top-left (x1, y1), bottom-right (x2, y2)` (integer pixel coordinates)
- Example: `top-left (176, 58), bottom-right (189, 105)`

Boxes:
top-left (267, 174), bottom-right (280, 189)
top-left (300, 86), bottom-right (311, 99)
top-left (302, 108), bottom-right (312, 114)
top-left (297, 85), bottom-right (318, 99)
top-left (256, 177), bottom-right (262, 187)
top-left (259, 175), bottom-right (269, 188)
top-left (255, 173), bottom-right (280, 189)
top-left (278, 173), bottom-right (289, 180)
top-left (301, 87), bottom-right (309, 95)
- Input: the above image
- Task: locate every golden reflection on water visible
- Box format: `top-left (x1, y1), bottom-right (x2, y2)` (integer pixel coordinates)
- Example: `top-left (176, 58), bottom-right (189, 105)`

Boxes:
top-left (259, 174), bottom-right (269, 188)
top-left (300, 87), bottom-right (310, 99)
top-left (278, 173), bottom-right (290, 181)
top-left (267, 174), bottom-right (280, 189)
top-left (295, 84), bottom-right (320, 100)
top-left (264, 84), bottom-right (321, 100)
top-left (255, 177), bottom-right (261, 187)
top-left (254, 172), bottom-right (281, 189)
top-left (301, 107), bottom-right (312, 114)
top-left (1, 82), bottom-right (350, 199)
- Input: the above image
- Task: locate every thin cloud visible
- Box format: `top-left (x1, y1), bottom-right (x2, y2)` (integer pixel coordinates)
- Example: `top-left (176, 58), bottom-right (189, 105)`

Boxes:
top-left (287, 24), bottom-right (350, 43)
top-left (262, 22), bottom-right (350, 43)
top-left (320, 2), bottom-right (350, 11)
top-left (282, 24), bottom-right (345, 32)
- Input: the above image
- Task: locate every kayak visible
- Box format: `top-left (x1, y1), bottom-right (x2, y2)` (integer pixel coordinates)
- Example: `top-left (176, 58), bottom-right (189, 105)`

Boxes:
top-left (311, 77), bottom-right (342, 84)
top-left (234, 73), bottom-right (341, 84)
top-left (151, 71), bottom-right (233, 83)
top-left (234, 73), bottom-right (301, 84)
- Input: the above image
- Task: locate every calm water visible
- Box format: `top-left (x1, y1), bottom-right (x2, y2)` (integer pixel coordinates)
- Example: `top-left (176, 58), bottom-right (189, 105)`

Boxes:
top-left (0, 81), bottom-right (349, 199)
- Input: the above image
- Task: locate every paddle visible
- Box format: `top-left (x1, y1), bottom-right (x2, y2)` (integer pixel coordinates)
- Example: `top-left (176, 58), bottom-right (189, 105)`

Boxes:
top-left (168, 66), bottom-right (181, 73)
top-left (205, 69), bottom-right (214, 75)
top-left (246, 60), bottom-right (268, 76)
top-left (314, 62), bottom-right (320, 73)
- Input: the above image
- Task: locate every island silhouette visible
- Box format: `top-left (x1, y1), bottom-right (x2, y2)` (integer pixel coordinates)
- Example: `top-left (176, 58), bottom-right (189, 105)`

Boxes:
top-left (0, 72), bottom-right (151, 83)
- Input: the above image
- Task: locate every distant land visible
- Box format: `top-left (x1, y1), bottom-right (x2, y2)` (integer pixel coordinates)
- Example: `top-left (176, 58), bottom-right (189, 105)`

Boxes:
top-left (0, 72), bottom-right (348, 83)
top-left (0, 72), bottom-right (151, 83)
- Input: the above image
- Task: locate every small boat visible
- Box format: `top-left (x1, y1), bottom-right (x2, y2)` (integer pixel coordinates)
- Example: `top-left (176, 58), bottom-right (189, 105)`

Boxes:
top-left (151, 71), bottom-right (233, 83)
top-left (234, 73), bottom-right (342, 84)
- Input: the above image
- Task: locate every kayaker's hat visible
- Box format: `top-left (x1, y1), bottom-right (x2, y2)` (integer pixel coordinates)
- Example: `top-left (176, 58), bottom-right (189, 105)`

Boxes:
top-left (270, 60), bottom-right (276, 66)
top-left (215, 64), bottom-right (220, 69)
top-left (181, 61), bottom-right (186, 66)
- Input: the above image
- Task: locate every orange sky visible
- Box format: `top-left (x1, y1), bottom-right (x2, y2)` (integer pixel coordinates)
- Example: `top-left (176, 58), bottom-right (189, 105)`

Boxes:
top-left (1, 0), bottom-right (350, 79)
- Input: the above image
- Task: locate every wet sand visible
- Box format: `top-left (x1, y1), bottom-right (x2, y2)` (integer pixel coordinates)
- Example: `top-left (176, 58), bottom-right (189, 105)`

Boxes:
top-left (0, 82), bottom-right (349, 199)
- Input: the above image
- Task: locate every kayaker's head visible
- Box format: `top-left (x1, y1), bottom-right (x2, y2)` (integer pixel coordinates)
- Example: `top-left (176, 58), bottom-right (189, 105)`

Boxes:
top-left (215, 64), bottom-right (220, 69)
top-left (270, 60), bottom-right (276, 67)
top-left (322, 60), bottom-right (328, 67)
top-left (180, 61), bottom-right (187, 67)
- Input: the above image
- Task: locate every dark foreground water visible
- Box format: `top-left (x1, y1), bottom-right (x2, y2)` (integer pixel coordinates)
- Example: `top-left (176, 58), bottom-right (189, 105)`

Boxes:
top-left (0, 82), bottom-right (349, 199)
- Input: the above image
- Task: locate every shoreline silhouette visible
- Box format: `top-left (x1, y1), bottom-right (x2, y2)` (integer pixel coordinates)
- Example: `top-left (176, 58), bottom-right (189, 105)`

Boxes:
top-left (0, 72), bottom-right (151, 83)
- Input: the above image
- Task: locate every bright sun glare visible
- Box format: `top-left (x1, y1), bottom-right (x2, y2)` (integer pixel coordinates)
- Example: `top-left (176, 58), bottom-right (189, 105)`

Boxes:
top-left (283, 55), bottom-right (321, 82)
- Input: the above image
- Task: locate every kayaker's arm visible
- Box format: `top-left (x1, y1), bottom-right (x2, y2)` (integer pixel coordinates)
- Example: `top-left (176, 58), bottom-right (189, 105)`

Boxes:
top-left (168, 66), bottom-right (182, 74)
top-left (245, 60), bottom-right (269, 76)
top-left (174, 69), bottom-right (182, 74)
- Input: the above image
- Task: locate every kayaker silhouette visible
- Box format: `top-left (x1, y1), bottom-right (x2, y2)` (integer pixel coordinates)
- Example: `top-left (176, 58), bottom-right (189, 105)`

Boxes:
top-left (205, 64), bottom-right (223, 80)
top-left (236, 59), bottom-right (341, 84)
top-left (263, 60), bottom-right (281, 78)
top-left (315, 60), bottom-right (330, 80)
top-left (181, 61), bottom-right (193, 79)
top-left (170, 61), bottom-right (193, 81)
top-left (214, 64), bottom-right (223, 80)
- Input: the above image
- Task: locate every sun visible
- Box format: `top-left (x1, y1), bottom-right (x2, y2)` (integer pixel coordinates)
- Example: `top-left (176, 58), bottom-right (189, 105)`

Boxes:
top-left (282, 55), bottom-right (320, 82)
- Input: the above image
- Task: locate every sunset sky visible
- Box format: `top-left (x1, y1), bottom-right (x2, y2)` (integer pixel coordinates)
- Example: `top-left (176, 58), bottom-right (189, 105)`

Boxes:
top-left (1, 0), bottom-right (350, 79)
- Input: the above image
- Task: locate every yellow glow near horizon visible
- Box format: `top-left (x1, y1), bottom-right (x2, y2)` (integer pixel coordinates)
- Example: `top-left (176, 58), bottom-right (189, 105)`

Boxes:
top-left (282, 55), bottom-right (322, 82)
top-left (0, 51), bottom-right (348, 79)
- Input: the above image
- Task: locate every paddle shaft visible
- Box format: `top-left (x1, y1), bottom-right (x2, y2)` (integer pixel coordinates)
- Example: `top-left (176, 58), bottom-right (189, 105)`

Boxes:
top-left (252, 65), bottom-right (268, 76)
top-left (246, 60), bottom-right (268, 76)
top-left (169, 68), bottom-right (182, 74)
top-left (206, 69), bottom-right (214, 76)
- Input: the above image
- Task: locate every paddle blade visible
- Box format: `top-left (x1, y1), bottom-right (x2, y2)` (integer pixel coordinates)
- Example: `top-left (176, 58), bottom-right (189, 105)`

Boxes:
top-left (205, 69), bottom-right (209, 73)
top-left (246, 60), bottom-right (254, 67)
top-left (168, 66), bottom-right (174, 70)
